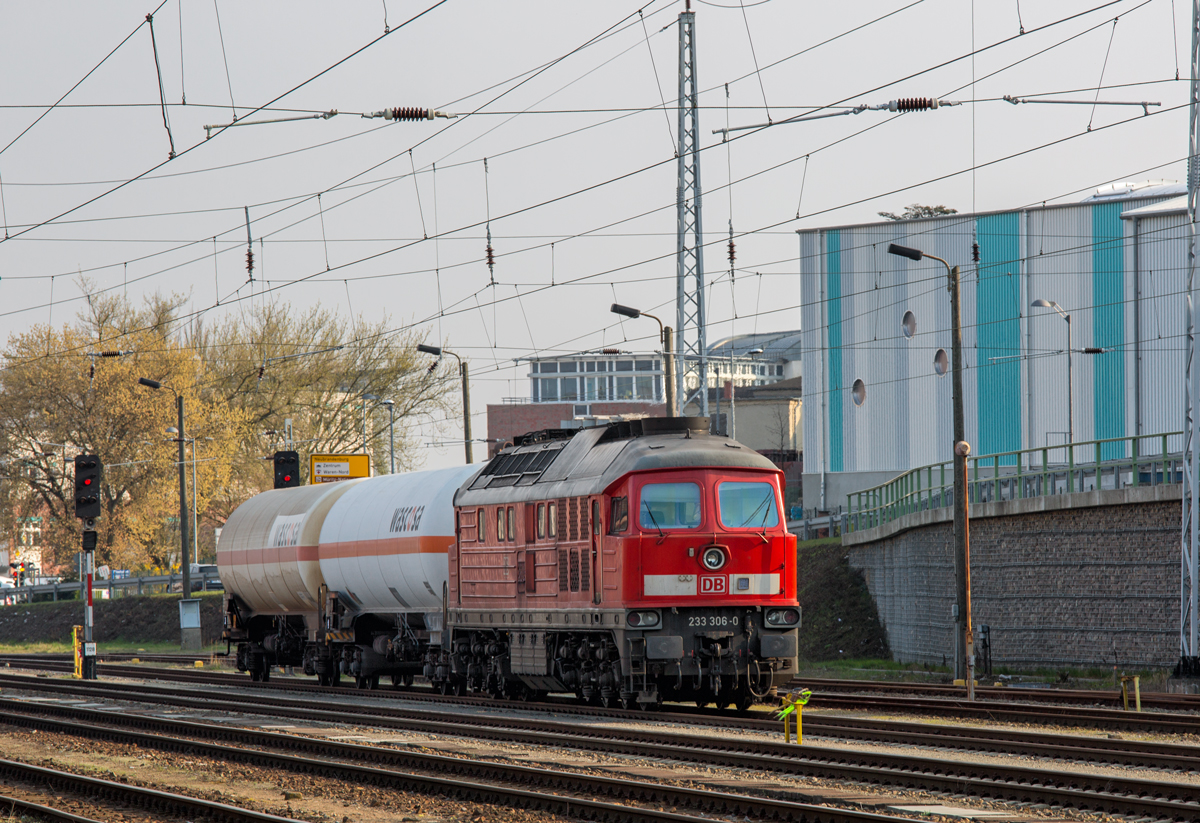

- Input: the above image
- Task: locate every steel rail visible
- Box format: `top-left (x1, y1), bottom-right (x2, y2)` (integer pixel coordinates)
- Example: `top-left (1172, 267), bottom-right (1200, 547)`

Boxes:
top-left (2, 671), bottom-right (1199, 771)
top-left (0, 707), bottom-right (919, 823)
top-left (3, 680), bottom-right (1200, 820)
top-left (0, 757), bottom-right (304, 823)
top-left (0, 793), bottom-right (106, 823)
top-left (5, 656), bottom-right (1200, 736)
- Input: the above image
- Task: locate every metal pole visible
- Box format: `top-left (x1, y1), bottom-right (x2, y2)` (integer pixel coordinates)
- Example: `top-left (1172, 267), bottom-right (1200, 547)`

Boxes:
top-left (949, 263), bottom-right (968, 684)
top-left (462, 361), bottom-right (473, 464)
top-left (676, 4), bottom-right (707, 421)
top-left (962, 451), bottom-right (975, 701)
top-left (191, 438), bottom-right (198, 568)
top-left (178, 395), bottom-right (190, 600)
top-left (663, 325), bottom-right (676, 417)
top-left (1067, 314), bottom-right (1074, 448)
top-left (1182, 0), bottom-right (1200, 675)
top-left (81, 528), bottom-right (97, 679)
top-left (388, 405), bottom-right (395, 474)
top-left (713, 361), bottom-right (721, 433)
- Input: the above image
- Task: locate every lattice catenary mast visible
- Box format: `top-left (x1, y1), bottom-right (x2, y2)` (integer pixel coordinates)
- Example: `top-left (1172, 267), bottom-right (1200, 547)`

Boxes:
top-left (1182, 0), bottom-right (1200, 676)
top-left (676, 1), bottom-right (707, 419)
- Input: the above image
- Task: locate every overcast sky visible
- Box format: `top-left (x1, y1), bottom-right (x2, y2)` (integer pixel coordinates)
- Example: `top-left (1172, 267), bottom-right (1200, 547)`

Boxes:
top-left (0, 0), bottom-right (1187, 469)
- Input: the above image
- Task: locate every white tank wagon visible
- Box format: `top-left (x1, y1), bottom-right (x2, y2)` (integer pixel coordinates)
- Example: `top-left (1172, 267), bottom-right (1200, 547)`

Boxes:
top-left (221, 464), bottom-right (482, 687)
top-left (218, 479), bottom-right (365, 681)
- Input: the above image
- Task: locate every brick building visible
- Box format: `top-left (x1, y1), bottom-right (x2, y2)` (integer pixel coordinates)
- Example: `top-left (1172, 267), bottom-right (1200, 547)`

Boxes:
top-left (486, 401), bottom-right (666, 458)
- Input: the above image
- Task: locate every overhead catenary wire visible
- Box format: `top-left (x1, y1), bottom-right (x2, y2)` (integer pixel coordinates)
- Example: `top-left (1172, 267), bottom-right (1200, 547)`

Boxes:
top-left (0, 1), bottom-right (1180, 364)
top-left (145, 13), bottom-right (176, 159)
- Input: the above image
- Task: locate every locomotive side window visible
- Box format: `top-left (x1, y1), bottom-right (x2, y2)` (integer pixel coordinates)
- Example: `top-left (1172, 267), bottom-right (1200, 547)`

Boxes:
top-left (537, 503), bottom-right (546, 540)
top-left (639, 483), bottom-right (701, 530)
top-left (592, 500), bottom-right (601, 535)
top-left (507, 507), bottom-right (516, 542)
top-left (548, 502), bottom-right (558, 539)
top-left (477, 508), bottom-right (485, 542)
top-left (718, 481), bottom-right (780, 528)
top-left (497, 508), bottom-right (506, 542)
top-left (609, 496), bottom-right (628, 534)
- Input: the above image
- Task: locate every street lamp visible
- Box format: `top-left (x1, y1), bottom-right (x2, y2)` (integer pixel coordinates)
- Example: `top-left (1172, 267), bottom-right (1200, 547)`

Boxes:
top-left (136, 377), bottom-right (190, 600)
top-left (418, 344), bottom-right (474, 464)
top-left (167, 429), bottom-right (212, 571)
top-left (888, 243), bottom-right (974, 699)
top-left (362, 399), bottom-right (396, 474)
top-left (609, 304), bottom-right (676, 417)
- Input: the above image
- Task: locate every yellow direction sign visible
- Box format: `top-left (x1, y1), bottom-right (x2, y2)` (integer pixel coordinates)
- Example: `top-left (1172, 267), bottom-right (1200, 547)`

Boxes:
top-left (310, 453), bottom-right (371, 483)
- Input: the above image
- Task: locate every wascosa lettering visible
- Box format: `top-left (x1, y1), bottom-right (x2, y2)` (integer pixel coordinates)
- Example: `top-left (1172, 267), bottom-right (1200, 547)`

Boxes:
top-left (389, 505), bottom-right (425, 533)
top-left (269, 521), bottom-right (302, 548)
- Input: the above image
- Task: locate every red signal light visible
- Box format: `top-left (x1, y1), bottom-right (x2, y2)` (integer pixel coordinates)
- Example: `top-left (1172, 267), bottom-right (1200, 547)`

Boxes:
top-left (284, 475), bottom-right (292, 483)
top-left (83, 478), bottom-right (92, 486)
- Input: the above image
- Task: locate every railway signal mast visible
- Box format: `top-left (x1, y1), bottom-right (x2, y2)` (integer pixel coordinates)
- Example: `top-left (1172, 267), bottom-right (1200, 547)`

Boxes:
top-left (74, 454), bottom-right (102, 680)
top-left (676, 0), bottom-right (707, 420)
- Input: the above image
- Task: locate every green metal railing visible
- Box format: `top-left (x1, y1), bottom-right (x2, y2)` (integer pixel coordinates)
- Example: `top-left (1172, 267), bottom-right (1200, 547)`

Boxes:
top-left (848, 432), bottom-right (1184, 533)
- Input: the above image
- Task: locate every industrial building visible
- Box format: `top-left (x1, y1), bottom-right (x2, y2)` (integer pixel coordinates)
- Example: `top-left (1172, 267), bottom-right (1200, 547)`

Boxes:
top-left (799, 182), bottom-right (1187, 512)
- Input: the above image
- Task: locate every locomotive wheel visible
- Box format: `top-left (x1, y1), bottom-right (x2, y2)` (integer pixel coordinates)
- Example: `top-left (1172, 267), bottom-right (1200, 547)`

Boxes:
top-left (260, 667), bottom-right (271, 683)
top-left (250, 669), bottom-right (262, 683)
top-left (453, 679), bottom-right (467, 696)
top-left (355, 676), bottom-right (367, 690)
top-left (330, 668), bottom-right (342, 687)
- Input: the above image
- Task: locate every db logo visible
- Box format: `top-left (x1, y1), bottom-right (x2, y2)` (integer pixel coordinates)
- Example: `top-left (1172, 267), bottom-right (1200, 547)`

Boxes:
top-left (699, 575), bottom-right (727, 594)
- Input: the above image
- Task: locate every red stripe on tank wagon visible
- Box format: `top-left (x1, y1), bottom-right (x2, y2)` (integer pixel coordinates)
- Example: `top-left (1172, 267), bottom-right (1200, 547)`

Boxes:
top-left (323, 534), bottom-right (452, 559)
top-left (220, 544), bottom-right (318, 568)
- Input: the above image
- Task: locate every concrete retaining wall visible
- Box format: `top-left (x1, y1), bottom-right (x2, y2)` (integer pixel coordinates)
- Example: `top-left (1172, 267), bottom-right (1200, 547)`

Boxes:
top-left (844, 486), bottom-right (1180, 669)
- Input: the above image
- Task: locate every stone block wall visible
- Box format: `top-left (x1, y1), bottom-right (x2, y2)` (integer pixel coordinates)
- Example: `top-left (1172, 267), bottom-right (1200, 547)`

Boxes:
top-left (847, 497), bottom-right (1178, 668)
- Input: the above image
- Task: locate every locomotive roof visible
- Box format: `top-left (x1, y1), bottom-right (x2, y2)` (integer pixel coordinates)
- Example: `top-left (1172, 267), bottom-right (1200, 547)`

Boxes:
top-left (455, 417), bottom-right (778, 506)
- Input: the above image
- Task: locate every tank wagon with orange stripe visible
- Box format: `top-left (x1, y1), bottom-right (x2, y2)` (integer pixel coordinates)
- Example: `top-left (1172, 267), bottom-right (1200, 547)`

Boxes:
top-left (219, 417), bottom-right (799, 709)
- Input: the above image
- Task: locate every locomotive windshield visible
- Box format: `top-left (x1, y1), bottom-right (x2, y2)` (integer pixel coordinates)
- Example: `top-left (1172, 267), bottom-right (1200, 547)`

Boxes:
top-left (718, 482), bottom-right (780, 528)
top-left (639, 482), bottom-right (702, 530)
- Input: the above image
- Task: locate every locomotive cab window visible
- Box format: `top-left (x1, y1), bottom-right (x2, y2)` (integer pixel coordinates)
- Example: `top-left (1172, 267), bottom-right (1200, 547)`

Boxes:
top-left (718, 482), bottom-right (780, 528)
top-left (609, 496), bottom-right (628, 534)
top-left (548, 502), bottom-right (558, 539)
top-left (507, 507), bottom-right (516, 542)
top-left (639, 483), bottom-right (701, 530)
top-left (537, 503), bottom-right (546, 540)
top-left (497, 508), bottom-right (506, 542)
top-left (477, 508), bottom-right (485, 542)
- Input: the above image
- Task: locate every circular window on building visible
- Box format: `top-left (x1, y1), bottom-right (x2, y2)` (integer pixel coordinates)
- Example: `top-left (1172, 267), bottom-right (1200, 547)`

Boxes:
top-left (901, 310), bottom-right (917, 339)
top-left (852, 378), bottom-right (867, 406)
top-left (933, 348), bottom-right (949, 377)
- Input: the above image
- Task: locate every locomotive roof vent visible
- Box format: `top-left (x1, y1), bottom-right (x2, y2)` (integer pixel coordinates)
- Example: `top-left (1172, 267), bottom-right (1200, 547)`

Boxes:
top-left (598, 416), bottom-right (711, 442)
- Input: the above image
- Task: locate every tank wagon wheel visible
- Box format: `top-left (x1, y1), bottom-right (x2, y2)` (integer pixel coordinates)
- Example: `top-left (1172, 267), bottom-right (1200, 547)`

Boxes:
top-left (260, 667), bottom-right (271, 683)
top-left (391, 673), bottom-right (414, 689)
top-left (250, 669), bottom-right (261, 683)
top-left (695, 699), bottom-right (710, 710)
top-left (454, 680), bottom-right (467, 696)
top-left (368, 675), bottom-right (380, 690)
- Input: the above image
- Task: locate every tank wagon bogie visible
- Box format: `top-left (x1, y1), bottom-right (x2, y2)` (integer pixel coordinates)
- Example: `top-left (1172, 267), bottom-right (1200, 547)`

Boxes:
top-left (219, 417), bottom-right (799, 708)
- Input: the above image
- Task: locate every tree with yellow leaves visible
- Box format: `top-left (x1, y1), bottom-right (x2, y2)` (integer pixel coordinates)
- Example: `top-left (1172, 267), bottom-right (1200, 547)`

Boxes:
top-left (0, 293), bottom-right (247, 575)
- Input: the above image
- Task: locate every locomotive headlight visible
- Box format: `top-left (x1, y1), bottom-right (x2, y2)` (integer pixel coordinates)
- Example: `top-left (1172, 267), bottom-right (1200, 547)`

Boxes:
top-left (765, 608), bottom-right (801, 626)
top-left (701, 547), bottom-right (727, 571)
top-left (627, 610), bottom-right (660, 628)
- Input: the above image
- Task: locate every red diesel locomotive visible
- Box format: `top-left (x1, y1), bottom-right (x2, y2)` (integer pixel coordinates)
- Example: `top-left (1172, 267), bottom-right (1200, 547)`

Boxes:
top-left (434, 416), bottom-right (799, 710)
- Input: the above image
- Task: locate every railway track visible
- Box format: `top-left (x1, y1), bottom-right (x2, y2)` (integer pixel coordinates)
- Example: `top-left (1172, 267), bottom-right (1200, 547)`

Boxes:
top-left (797, 676), bottom-right (1200, 712)
top-left (3, 673), bottom-right (1200, 820)
top-left (5, 653), bottom-right (1200, 737)
top-left (0, 755), bottom-right (304, 822)
top-left (2, 671), bottom-right (1198, 772)
top-left (0, 700), bottom-right (966, 823)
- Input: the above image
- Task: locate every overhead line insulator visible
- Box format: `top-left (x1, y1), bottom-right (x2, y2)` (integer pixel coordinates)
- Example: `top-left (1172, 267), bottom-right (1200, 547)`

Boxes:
top-left (889, 98), bottom-right (940, 112)
top-left (362, 107), bottom-right (458, 121)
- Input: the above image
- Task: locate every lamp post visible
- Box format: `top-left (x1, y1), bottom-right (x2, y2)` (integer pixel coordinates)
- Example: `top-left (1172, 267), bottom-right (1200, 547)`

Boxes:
top-left (137, 377), bottom-right (189, 600)
top-left (168, 429), bottom-right (211, 570)
top-left (609, 304), bottom-right (676, 417)
top-left (360, 393), bottom-right (379, 456)
top-left (888, 243), bottom-right (973, 698)
top-left (1030, 299), bottom-right (1074, 448)
top-left (418, 344), bottom-right (474, 464)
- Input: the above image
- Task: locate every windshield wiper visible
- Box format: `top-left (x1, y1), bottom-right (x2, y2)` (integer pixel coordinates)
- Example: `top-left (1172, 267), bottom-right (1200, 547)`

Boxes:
top-left (643, 501), bottom-right (666, 541)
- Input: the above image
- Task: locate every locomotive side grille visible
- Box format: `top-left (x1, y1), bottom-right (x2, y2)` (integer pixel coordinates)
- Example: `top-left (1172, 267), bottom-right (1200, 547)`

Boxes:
top-left (569, 497), bottom-right (579, 541)
top-left (557, 497), bottom-right (568, 541)
top-left (569, 547), bottom-right (580, 592)
top-left (580, 547), bottom-right (589, 592)
top-left (558, 548), bottom-right (569, 592)
top-left (579, 498), bottom-right (589, 538)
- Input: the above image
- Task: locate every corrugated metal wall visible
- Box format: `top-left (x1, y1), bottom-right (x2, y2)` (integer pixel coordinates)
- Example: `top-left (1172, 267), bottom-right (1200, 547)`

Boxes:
top-left (800, 196), bottom-right (1185, 484)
